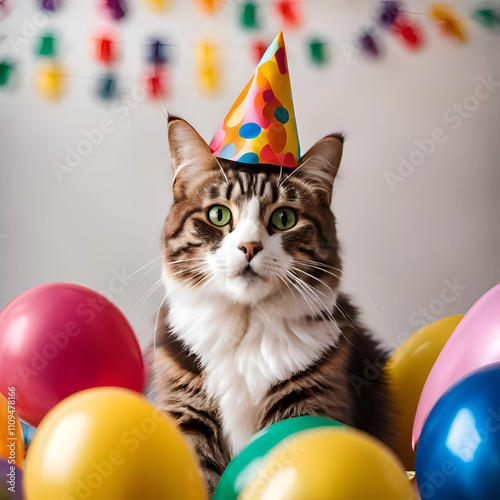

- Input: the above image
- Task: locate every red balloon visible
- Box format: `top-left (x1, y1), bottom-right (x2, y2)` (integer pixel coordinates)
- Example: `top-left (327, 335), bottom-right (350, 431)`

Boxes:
top-left (0, 283), bottom-right (144, 427)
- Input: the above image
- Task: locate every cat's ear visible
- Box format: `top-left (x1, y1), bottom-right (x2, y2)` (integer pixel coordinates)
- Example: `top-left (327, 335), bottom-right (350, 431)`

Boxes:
top-left (293, 134), bottom-right (344, 204)
top-left (167, 116), bottom-right (217, 197)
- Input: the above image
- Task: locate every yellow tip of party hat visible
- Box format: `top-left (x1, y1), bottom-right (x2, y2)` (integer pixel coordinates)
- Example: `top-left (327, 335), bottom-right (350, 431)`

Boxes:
top-left (209, 31), bottom-right (300, 168)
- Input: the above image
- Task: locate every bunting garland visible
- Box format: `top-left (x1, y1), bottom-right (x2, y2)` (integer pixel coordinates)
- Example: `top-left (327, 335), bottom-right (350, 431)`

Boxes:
top-left (91, 31), bottom-right (119, 99)
top-left (430, 2), bottom-right (467, 41)
top-left (36, 32), bottom-right (66, 99)
top-left (1, 1), bottom-right (499, 102)
top-left (144, 38), bottom-right (170, 99)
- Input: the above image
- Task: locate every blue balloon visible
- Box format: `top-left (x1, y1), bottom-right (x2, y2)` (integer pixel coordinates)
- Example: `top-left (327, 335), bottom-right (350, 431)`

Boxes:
top-left (416, 363), bottom-right (500, 499)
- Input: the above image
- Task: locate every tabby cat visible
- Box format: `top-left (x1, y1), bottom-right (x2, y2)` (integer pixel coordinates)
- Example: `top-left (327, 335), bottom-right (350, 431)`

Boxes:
top-left (151, 116), bottom-right (394, 495)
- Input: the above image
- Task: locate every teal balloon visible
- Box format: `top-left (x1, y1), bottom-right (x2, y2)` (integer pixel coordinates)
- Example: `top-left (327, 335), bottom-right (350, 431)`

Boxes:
top-left (213, 416), bottom-right (344, 500)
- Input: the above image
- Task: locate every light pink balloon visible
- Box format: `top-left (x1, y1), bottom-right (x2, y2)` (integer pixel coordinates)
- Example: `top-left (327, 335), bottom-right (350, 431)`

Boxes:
top-left (412, 283), bottom-right (500, 449)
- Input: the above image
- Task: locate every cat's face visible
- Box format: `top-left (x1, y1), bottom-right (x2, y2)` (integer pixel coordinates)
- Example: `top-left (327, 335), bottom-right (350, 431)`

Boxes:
top-left (162, 117), bottom-right (344, 306)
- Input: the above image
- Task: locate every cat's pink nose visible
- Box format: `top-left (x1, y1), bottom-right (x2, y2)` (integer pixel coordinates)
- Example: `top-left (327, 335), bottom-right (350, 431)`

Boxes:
top-left (238, 242), bottom-right (263, 262)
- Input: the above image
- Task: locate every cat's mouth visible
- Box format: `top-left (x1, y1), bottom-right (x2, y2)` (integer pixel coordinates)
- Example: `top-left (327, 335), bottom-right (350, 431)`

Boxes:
top-left (238, 265), bottom-right (261, 282)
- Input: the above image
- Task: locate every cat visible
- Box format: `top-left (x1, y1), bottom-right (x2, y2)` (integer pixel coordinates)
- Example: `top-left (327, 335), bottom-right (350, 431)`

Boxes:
top-left (150, 115), bottom-right (394, 495)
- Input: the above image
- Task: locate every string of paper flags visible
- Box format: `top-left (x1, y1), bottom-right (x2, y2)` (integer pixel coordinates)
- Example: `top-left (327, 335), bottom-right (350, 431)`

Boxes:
top-left (0, 1), bottom-right (499, 101)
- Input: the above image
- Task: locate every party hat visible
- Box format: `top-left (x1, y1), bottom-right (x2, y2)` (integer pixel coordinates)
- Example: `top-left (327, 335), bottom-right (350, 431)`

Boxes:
top-left (209, 31), bottom-right (300, 168)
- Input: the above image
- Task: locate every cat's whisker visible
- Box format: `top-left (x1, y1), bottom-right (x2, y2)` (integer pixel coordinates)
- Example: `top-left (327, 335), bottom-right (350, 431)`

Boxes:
top-left (215, 156), bottom-right (229, 184)
top-left (291, 282), bottom-right (350, 349)
top-left (286, 271), bottom-right (344, 343)
top-left (278, 155), bottom-right (315, 187)
top-left (126, 256), bottom-right (163, 281)
top-left (137, 278), bottom-right (165, 310)
top-left (288, 270), bottom-right (352, 345)
top-left (282, 274), bottom-right (342, 344)
top-left (168, 257), bottom-right (208, 265)
top-left (299, 260), bottom-right (343, 276)
top-left (178, 268), bottom-right (212, 290)
top-left (208, 274), bottom-right (226, 304)
top-left (282, 272), bottom-right (323, 325)
top-left (291, 266), bottom-right (341, 316)
top-left (135, 278), bottom-right (163, 307)
top-left (137, 263), bottom-right (164, 283)
top-left (291, 265), bottom-right (359, 333)
top-left (170, 263), bottom-right (211, 277)
top-left (297, 261), bottom-right (389, 331)
top-left (277, 273), bottom-right (307, 312)
top-left (185, 269), bottom-right (216, 293)
top-left (160, 96), bottom-right (169, 121)
top-left (299, 259), bottom-right (343, 272)
top-left (197, 272), bottom-right (221, 292)
top-left (154, 293), bottom-right (168, 361)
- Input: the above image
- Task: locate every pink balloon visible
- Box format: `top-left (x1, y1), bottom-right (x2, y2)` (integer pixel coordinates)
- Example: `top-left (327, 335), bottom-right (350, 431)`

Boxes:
top-left (412, 283), bottom-right (500, 449)
top-left (0, 283), bottom-right (144, 427)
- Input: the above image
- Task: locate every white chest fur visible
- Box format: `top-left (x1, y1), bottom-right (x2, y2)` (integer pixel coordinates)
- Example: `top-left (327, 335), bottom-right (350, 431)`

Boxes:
top-left (164, 277), bottom-right (340, 455)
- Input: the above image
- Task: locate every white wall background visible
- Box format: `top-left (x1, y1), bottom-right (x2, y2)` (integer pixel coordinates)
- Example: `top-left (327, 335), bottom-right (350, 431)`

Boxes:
top-left (1, 0), bottom-right (499, 350)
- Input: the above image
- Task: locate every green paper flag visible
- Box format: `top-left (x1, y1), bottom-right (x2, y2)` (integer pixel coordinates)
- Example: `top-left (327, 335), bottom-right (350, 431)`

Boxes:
top-left (309, 38), bottom-right (328, 64)
top-left (241, 2), bottom-right (258, 29)
top-left (473, 8), bottom-right (500, 29)
top-left (0, 61), bottom-right (13, 86)
top-left (39, 34), bottom-right (57, 57)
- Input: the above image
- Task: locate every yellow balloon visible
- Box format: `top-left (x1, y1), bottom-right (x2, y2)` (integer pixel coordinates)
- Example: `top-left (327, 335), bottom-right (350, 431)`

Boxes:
top-left (0, 392), bottom-right (25, 469)
top-left (36, 62), bottom-right (66, 100)
top-left (24, 387), bottom-right (207, 500)
top-left (239, 427), bottom-right (417, 500)
top-left (385, 314), bottom-right (464, 470)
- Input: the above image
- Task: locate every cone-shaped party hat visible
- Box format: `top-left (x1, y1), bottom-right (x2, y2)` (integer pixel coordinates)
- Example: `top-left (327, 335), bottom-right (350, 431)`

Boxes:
top-left (209, 32), bottom-right (300, 168)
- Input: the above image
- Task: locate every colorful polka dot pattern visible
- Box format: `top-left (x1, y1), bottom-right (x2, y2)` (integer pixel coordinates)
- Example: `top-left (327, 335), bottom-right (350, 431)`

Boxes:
top-left (209, 31), bottom-right (300, 168)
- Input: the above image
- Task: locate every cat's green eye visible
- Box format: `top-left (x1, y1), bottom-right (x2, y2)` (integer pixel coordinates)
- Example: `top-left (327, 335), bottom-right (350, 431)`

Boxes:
top-left (271, 207), bottom-right (297, 231)
top-left (208, 205), bottom-right (232, 227)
